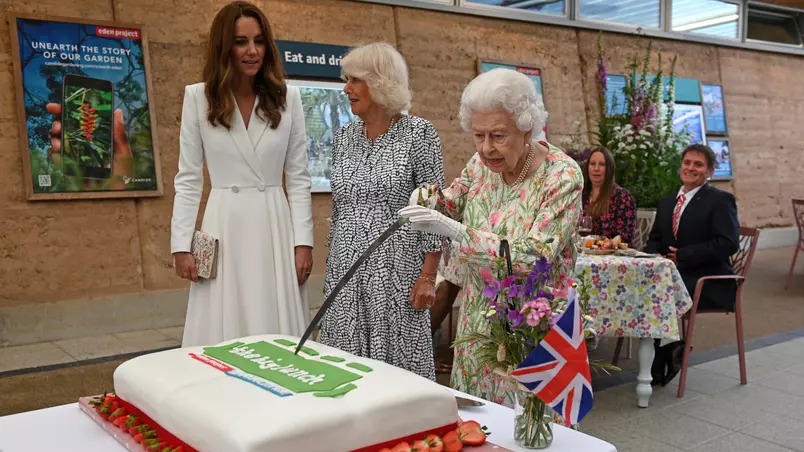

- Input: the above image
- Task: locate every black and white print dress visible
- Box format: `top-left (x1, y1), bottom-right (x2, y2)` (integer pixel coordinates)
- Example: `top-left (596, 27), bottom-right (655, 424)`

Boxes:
top-left (320, 115), bottom-right (446, 380)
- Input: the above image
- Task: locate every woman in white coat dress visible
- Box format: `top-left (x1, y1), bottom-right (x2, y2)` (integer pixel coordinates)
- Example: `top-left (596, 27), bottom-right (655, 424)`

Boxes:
top-left (171, 1), bottom-right (314, 346)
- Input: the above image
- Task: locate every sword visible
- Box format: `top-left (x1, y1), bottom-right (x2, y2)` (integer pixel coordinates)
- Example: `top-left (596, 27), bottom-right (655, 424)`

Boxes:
top-left (294, 217), bottom-right (409, 355)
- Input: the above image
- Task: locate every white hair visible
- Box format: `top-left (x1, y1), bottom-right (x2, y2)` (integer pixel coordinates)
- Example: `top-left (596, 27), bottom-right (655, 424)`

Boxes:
top-left (458, 68), bottom-right (548, 136)
top-left (340, 42), bottom-right (411, 115)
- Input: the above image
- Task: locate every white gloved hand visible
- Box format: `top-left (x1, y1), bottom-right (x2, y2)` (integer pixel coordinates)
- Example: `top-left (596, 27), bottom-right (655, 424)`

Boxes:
top-left (408, 185), bottom-right (439, 208)
top-left (398, 205), bottom-right (466, 241)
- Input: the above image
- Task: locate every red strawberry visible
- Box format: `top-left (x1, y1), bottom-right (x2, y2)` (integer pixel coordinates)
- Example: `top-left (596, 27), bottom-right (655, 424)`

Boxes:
top-left (134, 433), bottom-right (145, 443)
top-left (125, 415), bottom-right (140, 428)
top-left (112, 416), bottom-right (129, 429)
top-left (441, 431), bottom-right (463, 452)
top-left (456, 421), bottom-right (488, 446)
top-left (379, 449), bottom-right (393, 452)
top-left (390, 442), bottom-right (412, 452)
top-left (107, 407), bottom-right (127, 421)
top-left (424, 434), bottom-right (443, 452)
top-left (411, 440), bottom-right (430, 452)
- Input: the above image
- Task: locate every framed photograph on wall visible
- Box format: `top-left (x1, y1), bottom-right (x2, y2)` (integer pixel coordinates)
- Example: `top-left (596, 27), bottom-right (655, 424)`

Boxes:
top-left (478, 60), bottom-right (547, 141)
top-left (605, 74), bottom-right (628, 116)
top-left (708, 138), bottom-right (733, 180)
top-left (287, 79), bottom-right (354, 193)
top-left (10, 14), bottom-right (162, 200)
top-left (672, 103), bottom-right (707, 146)
top-left (701, 84), bottom-right (728, 135)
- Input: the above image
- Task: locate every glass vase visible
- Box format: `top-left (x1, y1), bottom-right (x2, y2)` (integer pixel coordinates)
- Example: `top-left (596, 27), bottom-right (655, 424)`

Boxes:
top-left (513, 390), bottom-right (554, 449)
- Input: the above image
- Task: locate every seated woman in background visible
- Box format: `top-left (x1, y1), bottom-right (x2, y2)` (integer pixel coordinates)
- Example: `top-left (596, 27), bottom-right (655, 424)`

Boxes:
top-left (581, 147), bottom-right (637, 244)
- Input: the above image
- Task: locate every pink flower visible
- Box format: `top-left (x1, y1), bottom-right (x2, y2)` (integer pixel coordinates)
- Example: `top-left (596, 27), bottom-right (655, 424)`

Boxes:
top-left (521, 297), bottom-right (553, 327)
top-left (490, 212), bottom-right (501, 227)
top-left (479, 267), bottom-right (493, 283)
top-left (552, 286), bottom-right (568, 299)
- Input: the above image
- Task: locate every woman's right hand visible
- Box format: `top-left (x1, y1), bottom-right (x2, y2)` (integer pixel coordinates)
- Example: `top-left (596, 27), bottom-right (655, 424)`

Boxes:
top-left (173, 252), bottom-right (199, 282)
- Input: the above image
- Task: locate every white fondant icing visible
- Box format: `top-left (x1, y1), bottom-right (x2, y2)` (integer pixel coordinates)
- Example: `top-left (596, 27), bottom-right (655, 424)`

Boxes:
top-left (113, 335), bottom-right (459, 451)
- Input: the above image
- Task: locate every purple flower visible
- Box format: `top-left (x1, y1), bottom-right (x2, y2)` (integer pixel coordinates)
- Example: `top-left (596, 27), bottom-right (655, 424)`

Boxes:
top-left (508, 283), bottom-right (525, 298)
top-left (596, 58), bottom-right (608, 93)
top-left (508, 309), bottom-right (524, 328)
top-left (536, 289), bottom-right (554, 301)
top-left (482, 275), bottom-right (515, 299)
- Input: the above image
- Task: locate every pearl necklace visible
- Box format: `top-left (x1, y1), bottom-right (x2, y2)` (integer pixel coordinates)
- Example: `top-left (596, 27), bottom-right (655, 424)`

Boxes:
top-left (510, 145), bottom-right (535, 186)
top-left (363, 114), bottom-right (402, 144)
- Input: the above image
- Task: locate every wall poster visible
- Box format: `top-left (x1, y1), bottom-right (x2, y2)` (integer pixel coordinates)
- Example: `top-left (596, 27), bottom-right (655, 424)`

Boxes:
top-left (701, 84), bottom-right (728, 135)
top-left (287, 79), bottom-right (354, 193)
top-left (10, 15), bottom-right (162, 200)
top-left (672, 103), bottom-right (707, 146)
top-left (708, 138), bottom-right (733, 180)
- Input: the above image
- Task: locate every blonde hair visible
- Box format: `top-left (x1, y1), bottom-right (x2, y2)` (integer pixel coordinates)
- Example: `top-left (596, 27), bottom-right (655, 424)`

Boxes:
top-left (341, 42), bottom-right (411, 115)
top-left (458, 68), bottom-right (548, 136)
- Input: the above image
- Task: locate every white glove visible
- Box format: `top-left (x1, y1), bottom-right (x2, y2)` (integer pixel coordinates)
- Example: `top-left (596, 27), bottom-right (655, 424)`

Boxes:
top-left (408, 185), bottom-right (439, 208)
top-left (398, 205), bottom-right (466, 241)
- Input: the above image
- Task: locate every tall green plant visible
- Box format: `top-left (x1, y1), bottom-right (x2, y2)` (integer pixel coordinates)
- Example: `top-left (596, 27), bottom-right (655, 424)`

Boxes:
top-left (593, 34), bottom-right (690, 208)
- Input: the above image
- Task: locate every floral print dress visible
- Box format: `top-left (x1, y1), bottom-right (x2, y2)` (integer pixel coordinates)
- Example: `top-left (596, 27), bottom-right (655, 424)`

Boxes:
top-left (441, 142), bottom-right (583, 407)
top-left (582, 184), bottom-right (637, 244)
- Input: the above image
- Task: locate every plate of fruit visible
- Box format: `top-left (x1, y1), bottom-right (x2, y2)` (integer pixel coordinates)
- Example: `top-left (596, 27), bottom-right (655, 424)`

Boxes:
top-left (582, 235), bottom-right (628, 255)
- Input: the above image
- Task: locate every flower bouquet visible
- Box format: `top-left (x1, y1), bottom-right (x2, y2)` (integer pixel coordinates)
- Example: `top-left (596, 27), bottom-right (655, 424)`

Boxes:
top-left (594, 34), bottom-right (691, 208)
top-left (454, 254), bottom-right (617, 448)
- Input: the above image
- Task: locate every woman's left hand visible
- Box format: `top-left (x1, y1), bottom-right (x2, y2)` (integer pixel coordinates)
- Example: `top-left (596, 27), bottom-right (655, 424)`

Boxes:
top-left (295, 246), bottom-right (313, 286)
top-left (410, 275), bottom-right (436, 310)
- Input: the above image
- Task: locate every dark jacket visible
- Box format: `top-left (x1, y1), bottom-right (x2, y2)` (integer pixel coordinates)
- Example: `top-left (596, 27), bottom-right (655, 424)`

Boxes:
top-left (645, 183), bottom-right (740, 310)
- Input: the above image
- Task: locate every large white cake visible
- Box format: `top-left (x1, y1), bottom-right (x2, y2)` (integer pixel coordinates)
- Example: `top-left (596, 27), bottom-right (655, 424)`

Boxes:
top-left (111, 334), bottom-right (460, 451)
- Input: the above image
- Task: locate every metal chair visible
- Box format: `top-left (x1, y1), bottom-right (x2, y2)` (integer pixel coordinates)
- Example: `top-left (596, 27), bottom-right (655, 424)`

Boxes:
top-left (677, 227), bottom-right (760, 398)
top-left (784, 199), bottom-right (804, 290)
top-left (611, 208), bottom-right (657, 366)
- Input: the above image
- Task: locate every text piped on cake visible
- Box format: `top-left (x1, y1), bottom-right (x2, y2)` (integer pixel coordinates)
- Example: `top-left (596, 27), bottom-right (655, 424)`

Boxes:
top-left (200, 341), bottom-right (363, 395)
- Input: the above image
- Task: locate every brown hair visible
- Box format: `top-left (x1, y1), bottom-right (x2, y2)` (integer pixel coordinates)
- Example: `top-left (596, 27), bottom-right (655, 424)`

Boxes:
top-left (682, 144), bottom-right (717, 170)
top-left (203, 1), bottom-right (286, 130)
top-left (582, 147), bottom-right (616, 217)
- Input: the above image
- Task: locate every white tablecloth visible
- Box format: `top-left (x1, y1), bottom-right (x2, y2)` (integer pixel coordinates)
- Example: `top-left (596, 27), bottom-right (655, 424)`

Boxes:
top-left (0, 389), bottom-right (616, 452)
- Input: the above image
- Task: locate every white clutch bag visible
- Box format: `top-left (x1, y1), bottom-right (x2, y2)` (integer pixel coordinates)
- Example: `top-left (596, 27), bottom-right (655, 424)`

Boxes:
top-left (191, 231), bottom-right (219, 279)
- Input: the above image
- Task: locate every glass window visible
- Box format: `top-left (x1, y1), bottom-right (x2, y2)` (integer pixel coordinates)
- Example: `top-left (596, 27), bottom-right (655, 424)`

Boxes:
top-left (464, 0), bottom-right (566, 16)
top-left (672, 0), bottom-right (739, 39)
top-left (747, 6), bottom-right (802, 46)
top-left (578, 0), bottom-right (661, 28)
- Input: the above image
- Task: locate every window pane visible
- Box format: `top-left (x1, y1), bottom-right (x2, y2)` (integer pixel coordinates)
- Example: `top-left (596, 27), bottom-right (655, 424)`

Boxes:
top-left (578, 0), bottom-right (661, 28)
top-left (466, 0), bottom-right (566, 15)
top-left (747, 7), bottom-right (802, 46)
top-left (672, 0), bottom-right (739, 39)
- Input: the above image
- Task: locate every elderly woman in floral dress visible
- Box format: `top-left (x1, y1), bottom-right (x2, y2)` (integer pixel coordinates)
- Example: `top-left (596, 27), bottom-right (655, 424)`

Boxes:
top-left (399, 68), bottom-right (583, 407)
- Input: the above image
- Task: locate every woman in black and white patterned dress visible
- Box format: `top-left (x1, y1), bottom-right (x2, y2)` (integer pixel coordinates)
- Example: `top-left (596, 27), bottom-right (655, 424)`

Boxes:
top-left (319, 43), bottom-right (445, 380)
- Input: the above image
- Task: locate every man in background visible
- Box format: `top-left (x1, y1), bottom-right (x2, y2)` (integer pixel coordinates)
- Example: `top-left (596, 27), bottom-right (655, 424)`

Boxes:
top-left (645, 144), bottom-right (740, 385)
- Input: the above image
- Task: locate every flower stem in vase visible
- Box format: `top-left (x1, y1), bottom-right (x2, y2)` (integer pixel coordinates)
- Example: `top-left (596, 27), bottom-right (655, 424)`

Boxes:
top-left (514, 391), bottom-right (554, 449)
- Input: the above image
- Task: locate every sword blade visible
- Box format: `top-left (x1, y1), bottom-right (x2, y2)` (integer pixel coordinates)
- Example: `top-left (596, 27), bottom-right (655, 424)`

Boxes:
top-left (294, 218), bottom-right (408, 355)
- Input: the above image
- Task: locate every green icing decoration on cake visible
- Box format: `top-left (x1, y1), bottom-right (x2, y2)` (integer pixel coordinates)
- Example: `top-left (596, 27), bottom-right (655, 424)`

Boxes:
top-left (346, 362), bottom-right (373, 373)
top-left (273, 338), bottom-right (297, 347)
top-left (299, 346), bottom-right (319, 356)
top-left (312, 383), bottom-right (358, 398)
top-left (320, 355), bottom-right (345, 363)
top-left (203, 341), bottom-right (362, 394)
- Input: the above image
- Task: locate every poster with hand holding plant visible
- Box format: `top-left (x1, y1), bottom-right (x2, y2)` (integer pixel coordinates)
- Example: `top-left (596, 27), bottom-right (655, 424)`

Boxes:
top-left (10, 15), bottom-right (161, 200)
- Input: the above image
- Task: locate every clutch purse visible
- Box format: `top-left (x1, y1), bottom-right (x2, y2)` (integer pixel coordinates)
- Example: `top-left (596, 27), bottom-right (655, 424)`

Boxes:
top-left (191, 230), bottom-right (219, 279)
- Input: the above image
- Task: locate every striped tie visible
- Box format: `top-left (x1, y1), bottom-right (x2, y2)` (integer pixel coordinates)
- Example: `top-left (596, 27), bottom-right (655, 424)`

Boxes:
top-left (672, 194), bottom-right (686, 239)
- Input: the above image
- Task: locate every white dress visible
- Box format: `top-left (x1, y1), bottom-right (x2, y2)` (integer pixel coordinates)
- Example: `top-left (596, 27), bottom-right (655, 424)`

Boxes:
top-left (171, 83), bottom-right (313, 347)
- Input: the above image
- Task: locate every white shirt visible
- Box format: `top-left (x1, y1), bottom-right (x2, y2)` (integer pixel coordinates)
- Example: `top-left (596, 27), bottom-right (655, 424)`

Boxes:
top-left (675, 184), bottom-right (703, 220)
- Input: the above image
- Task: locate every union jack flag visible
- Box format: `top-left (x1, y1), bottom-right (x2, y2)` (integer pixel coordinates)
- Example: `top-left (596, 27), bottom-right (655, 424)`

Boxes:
top-left (510, 288), bottom-right (594, 426)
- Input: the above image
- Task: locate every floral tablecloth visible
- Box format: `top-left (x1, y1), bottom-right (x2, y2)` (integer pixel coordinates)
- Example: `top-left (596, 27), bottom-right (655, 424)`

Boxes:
top-left (574, 253), bottom-right (693, 340)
